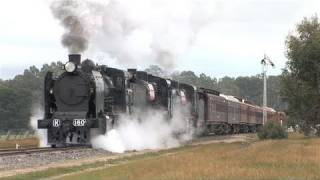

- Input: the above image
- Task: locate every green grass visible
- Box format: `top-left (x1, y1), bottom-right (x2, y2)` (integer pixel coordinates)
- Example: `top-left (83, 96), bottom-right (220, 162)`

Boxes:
top-left (2, 133), bottom-right (320, 180)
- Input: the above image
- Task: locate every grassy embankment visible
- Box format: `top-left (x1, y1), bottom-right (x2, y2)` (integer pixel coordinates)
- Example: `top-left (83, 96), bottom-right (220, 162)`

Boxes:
top-left (0, 137), bottom-right (38, 149)
top-left (2, 133), bottom-right (320, 180)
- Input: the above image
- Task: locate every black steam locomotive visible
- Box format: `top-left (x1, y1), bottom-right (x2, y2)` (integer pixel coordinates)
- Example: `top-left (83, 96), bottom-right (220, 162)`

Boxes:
top-left (38, 54), bottom-right (285, 147)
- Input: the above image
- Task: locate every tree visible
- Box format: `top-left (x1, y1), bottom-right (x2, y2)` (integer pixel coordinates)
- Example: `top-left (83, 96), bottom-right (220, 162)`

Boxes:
top-left (234, 75), bottom-right (262, 105)
top-left (267, 76), bottom-right (286, 111)
top-left (145, 65), bottom-right (166, 77)
top-left (199, 73), bottom-right (217, 89)
top-left (172, 71), bottom-right (199, 86)
top-left (217, 76), bottom-right (240, 96)
top-left (282, 15), bottom-right (320, 135)
top-left (0, 85), bottom-right (32, 130)
top-left (0, 61), bottom-right (64, 130)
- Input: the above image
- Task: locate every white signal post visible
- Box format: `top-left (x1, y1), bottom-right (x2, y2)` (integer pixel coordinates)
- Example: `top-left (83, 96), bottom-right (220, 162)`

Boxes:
top-left (261, 54), bottom-right (275, 125)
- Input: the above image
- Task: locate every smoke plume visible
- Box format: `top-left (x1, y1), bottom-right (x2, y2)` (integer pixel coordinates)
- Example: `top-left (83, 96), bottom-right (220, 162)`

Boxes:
top-left (50, 0), bottom-right (216, 68)
top-left (50, 0), bottom-right (100, 53)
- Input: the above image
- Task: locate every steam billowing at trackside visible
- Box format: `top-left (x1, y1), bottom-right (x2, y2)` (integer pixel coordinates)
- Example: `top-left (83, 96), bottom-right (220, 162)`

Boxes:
top-left (91, 102), bottom-right (193, 153)
top-left (29, 105), bottom-right (48, 147)
top-left (50, 0), bottom-right (216, 69)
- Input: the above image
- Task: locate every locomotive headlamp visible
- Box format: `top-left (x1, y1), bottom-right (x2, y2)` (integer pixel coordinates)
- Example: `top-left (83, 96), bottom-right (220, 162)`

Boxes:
top-left (65, 62), bottom-right (76, 73)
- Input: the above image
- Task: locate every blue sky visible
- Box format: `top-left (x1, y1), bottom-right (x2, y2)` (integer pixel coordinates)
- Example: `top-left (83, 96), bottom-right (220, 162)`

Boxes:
top-left (0, 0), bottom-right (319, 79)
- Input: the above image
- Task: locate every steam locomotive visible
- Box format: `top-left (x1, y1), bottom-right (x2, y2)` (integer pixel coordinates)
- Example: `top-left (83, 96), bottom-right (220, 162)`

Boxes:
top-left (38, 54), bottom-right (286, 147)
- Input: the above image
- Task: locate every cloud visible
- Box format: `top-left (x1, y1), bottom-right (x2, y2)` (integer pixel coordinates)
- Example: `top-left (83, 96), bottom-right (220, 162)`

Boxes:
top-left (1, 0), bottom-right (320, 79)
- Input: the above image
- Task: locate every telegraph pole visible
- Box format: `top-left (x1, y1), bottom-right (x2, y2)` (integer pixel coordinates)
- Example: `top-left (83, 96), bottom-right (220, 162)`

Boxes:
top-left (261, 54), bottom-right (275, 125)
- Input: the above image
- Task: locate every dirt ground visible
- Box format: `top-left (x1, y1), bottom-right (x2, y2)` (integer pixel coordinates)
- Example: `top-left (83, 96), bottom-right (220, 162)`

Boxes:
top-left (0, 138), bottom-right (38, 149)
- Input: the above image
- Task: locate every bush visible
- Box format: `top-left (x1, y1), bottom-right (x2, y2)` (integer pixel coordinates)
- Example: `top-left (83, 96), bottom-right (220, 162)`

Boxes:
top-left (258, 122), bottom-right (288, 140)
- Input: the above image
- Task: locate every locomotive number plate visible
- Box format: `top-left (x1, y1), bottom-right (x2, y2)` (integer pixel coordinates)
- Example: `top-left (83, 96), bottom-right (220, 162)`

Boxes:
top-left (52, 119), bottom-right (61, 127)
top-left (73, 119), bottom-right (86, 127)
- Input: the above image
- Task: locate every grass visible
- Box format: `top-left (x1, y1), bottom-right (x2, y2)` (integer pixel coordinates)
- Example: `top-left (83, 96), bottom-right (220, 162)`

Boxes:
top-left (2, 133), bottom-right (320, 180)
top-left (0, 150), bottom-right (181, 180)
top-left (0, 137), bottom-right (39, 149)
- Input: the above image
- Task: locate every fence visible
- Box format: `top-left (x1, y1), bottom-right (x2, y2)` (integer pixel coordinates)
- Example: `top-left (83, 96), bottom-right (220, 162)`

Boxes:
top-left (0, 129), bottom-right (36, 141)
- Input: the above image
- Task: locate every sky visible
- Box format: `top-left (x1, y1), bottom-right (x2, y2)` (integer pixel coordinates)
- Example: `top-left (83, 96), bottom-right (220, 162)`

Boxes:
top-left (0, 0), bottom-right (319, 79)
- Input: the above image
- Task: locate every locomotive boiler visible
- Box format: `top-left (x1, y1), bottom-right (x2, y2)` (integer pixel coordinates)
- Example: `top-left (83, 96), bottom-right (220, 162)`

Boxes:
top-left (38, 54), bottom-right (155, 147)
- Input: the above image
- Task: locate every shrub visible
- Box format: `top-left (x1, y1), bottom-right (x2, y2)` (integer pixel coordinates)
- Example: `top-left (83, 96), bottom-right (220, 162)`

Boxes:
top-left (258, 121), bottom-right (288, 139)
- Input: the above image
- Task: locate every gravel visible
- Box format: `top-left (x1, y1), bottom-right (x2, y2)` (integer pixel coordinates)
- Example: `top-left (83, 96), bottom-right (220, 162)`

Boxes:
top-left (0, 148), bottom-right (112, 171)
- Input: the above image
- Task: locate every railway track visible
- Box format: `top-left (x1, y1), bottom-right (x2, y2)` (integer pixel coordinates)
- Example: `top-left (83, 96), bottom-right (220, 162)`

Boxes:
top-left (0, 146), bottom-right (90, 157)
top-left (0, 134), bottom-right (254, 157)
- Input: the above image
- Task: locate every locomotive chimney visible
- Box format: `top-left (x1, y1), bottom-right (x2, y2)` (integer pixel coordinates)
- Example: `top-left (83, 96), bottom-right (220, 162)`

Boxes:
top-left (69, 54), bottom-right (81, 65)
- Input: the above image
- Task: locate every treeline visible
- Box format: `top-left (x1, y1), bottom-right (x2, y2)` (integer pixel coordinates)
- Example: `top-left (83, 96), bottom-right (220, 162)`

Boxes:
top-left (0, 62), bottom-right (64, 131)
top-left (0, 63), bottom-right (285, 131)
top-left (146, 65), bottom-right (286, 111)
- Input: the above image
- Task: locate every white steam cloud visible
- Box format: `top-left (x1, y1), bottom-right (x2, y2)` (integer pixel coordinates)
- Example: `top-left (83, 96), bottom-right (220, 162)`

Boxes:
top-left (50, 0), bottom-right (216, 69)
top-left (91, 103), bottom-right (193, 153)
top-left (29, 105), bottom-right (48, 147)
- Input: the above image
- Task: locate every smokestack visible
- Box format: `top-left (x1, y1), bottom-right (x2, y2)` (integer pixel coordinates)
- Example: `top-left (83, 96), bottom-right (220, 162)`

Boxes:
top-left (69, 54), bottom-right (81, 65)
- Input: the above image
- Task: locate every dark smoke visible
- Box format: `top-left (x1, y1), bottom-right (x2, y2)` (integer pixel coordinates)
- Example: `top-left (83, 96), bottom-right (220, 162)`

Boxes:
top-left (51, 0), bottom-right (89, 53)
top-left (50, 0), bottom-right (216, 69)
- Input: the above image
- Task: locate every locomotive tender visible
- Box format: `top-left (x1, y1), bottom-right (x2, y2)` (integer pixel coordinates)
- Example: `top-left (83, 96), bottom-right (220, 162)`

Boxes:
top-left (38, 54), bottom-right (285, 147)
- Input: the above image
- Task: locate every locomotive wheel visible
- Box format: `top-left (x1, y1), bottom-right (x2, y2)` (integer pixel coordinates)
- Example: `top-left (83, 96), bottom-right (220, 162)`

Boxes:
top-left (226, 124), bottom-right (232, 134)
top-left (230, 126), bottom-right (235, 134)
top-left (233, 125), bottom-right (240, 134)
top-left (236, 125), bottom-right (240, 134)
top-left (251, 126), bottom-right (257, 133)
top-left (240, 124), bottom-right (249, 133)
top-left (244, 125), bottom-right (249, 133)
top-left (202, 127), bottom-right (210, 136)
top-left (239, 125), bottom-right (244, 133)
top-left (216, 125), bottom-right (225, 135)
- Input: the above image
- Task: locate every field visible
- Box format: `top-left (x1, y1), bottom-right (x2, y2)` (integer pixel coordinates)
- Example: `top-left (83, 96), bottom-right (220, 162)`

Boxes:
top-left (2, 133), bottom-right (320, 180)
top-left (0, 137), bottom-right (39, 149)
